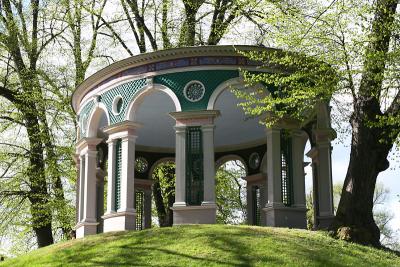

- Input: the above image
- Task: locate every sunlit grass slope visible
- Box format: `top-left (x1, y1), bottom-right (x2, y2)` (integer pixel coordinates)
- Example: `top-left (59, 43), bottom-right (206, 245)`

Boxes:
top-left (1, 225), bottom-right (399, 267)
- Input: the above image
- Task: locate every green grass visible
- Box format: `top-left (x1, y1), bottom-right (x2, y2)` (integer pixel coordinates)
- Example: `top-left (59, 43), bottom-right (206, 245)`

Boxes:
top-left (1, 225), bottom-right (399, 266)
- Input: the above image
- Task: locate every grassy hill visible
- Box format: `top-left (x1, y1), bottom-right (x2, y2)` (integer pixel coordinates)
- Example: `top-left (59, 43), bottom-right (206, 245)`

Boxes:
top-left (1, 225), bottom-right (399, 267)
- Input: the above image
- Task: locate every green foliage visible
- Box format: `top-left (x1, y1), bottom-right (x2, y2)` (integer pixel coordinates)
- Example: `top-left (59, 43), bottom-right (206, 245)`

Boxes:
top-left (234, 50), bottom-right (338, 127)
top-left (151, 162), bottom-right (175, 226)
top-left (1, 225), bottom-right (399, 266)
top-left (153, 162), bottom-right (176, 208)
top-left (215, 160), bottom-right (247, 224)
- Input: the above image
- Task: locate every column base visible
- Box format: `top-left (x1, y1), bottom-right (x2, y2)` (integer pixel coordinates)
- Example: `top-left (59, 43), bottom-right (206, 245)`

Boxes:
top-left (102, 211), bottom-right (136, 232)
top-left (172, 204), bottom-right (216, 225)
top-left (262, 203), bottom-right (307, 229)
top-left (315, 215), bottom-right (335, 230)
top-left (75, 221), bottom-right (99, 238)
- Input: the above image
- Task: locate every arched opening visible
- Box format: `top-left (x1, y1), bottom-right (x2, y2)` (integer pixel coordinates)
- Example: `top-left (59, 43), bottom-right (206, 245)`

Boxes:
top-left (215, 158), bottom-right (247, 225)
top-left (127, 87), bottom-right (179, 230)
top-left (213, 84), bottom-right (267, 226)
top-left (85, 106), bottom-right (109, 233)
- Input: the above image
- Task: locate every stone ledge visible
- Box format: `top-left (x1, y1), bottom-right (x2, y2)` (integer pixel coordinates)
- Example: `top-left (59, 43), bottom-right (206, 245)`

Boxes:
top-left (101, 210), bottom-right (136, 220)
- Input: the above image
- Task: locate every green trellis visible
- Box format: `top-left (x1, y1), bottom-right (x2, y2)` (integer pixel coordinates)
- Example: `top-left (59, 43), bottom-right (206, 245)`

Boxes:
top-left (100, 79), bottom-right (147, 124)
top-left (78, 100), bottom-right (95, 137)
top-left (115, 139), bottom-right (122, 210)
top-left (186, 126), bottom-right (204, 205)
top-left (281, 131), bottom-right (293, 206)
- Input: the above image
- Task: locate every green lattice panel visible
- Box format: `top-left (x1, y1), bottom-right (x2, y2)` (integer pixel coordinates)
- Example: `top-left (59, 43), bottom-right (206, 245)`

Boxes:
top-left (115, 139), bottom-right (122, 211)
top-left (79, 100), bottom-right (95, 137)
top-left (281, 131), bottom-right (293, 206)
top-left (186, 126), bottom-right (204, 205)
top-left (154, 70), bottom-right (239, 111)
top-left (100, 79), bottom-right (147, 124)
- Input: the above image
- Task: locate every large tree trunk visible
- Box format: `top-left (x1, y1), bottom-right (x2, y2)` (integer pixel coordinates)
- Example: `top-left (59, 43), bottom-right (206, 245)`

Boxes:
top-left (333, 102), bottom-right (392, 246)
top-left (332, 0), bottom-right (398, 247)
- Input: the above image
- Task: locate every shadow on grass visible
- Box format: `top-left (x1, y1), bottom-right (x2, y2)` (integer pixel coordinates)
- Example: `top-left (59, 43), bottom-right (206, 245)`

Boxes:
top-left (11, 225), bottom-right (398, 267)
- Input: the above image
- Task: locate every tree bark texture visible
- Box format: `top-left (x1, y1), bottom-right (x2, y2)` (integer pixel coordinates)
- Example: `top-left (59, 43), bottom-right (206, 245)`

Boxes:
top-left (332, 0), bottom-right (398, 247)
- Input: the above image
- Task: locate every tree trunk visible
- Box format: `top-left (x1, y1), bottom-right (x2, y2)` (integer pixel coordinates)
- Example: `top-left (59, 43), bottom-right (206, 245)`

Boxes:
top-left (333, 105), bottom-right (392, 247)
top-left (24, 110), bottom-right (54, 247)
top-left (332, 0), bottom-right (398, 247)
top-left (152, 178), bottom-right (169, 227)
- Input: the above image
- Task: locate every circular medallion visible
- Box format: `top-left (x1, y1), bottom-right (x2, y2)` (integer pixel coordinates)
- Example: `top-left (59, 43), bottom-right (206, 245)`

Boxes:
top-left (135, 157), bottom-right (149, 173)
top-left (249, 152), bottom-right (261, 169)
top-left (112, 96), bottom-right (123, 115)
top-left (184, 81), bottom-right (205, 102)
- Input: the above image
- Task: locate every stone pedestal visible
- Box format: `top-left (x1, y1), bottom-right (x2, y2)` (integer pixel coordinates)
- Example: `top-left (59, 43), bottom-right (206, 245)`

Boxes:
top-left (263, 203), bottom-right (307, 229)
top-left (76, 221), bottom-right (99, 238)
top-left (172, 205), bottom-right (217, 225)
top-left (102, 211), bottom-right (137, 232)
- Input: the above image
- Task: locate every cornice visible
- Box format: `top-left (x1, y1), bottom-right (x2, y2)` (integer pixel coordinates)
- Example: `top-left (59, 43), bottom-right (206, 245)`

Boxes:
top-left (72, 45), bottom-right (278, 113)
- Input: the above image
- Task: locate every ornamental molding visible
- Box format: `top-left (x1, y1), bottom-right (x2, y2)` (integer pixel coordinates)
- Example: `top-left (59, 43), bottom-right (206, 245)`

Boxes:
top-left (169, 110), bottom-right (220, 120)
top-left (72, 45), bottom-right (279, 112)
top-left (103, 120), bottom-right (143, 136)
top-left (243, 173), bottom-right (266, 184)
top-left (75, 137), bottom-right (103, 154)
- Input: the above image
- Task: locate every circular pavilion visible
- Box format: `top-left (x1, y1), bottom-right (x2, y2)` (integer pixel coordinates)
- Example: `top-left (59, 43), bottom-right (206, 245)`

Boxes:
top-left (72, 45), bottom-right (336, 238)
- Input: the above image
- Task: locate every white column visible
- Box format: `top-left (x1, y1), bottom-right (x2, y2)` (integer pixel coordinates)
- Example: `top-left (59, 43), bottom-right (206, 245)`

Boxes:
top-left (202, 124), bottom-right (216, 206)
top-left (75, 137), bottom-right (102, 238)
top-left (119, 135), bottom-right (136, 213)
top-left (306, 129), bottom-right (335, 229)
top-left (291, 130), bottom-right (308, 208)
top-left (266, 128), bottom-right (282, 206)
top-left (174, 125), bottom-right (186, 207)
top-left (314, 139), bottom-right (334, 227)
top-left (78, 155), bottom-right (85, 222)
top-left (105, 139), bottom-right (116, 214)
top-left (83, 149), bottom-right (98, 223)
top-left (73, 155), bottom-right (80, 224)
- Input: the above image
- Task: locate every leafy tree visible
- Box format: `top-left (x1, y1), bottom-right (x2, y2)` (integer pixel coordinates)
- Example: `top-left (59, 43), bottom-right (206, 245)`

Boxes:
top-left (0, 0), bottom-right (76, 248)
top-left (152, 162), bottom-right (175, 227)
top-left (94, 0), bottom-right (266, 53)
top-left (237, 0), bottom-right (400, 247)
top-left (215, 160), bottom-right (246, 224)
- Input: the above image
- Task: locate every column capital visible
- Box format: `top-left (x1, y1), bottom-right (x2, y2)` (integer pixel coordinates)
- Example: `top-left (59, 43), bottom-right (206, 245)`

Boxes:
top-left (174, 125), bottom-right (187, 133)
top-left (76, 137), bottom-right (103, 154)
top-left (265, 127), bottom-right (281, 136)
top-left (291, 129), bottom-right (308, 138)
top-left (313, 128), bottom-right (336, 142)
top-left (170, 110), bottom-right (220, 126)
top-left (201, 124), bottom-right (215, 132)
top-left (121, 135), bottom-right (137, 142)
top-left (104, 120), bottom-right (142, 140)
